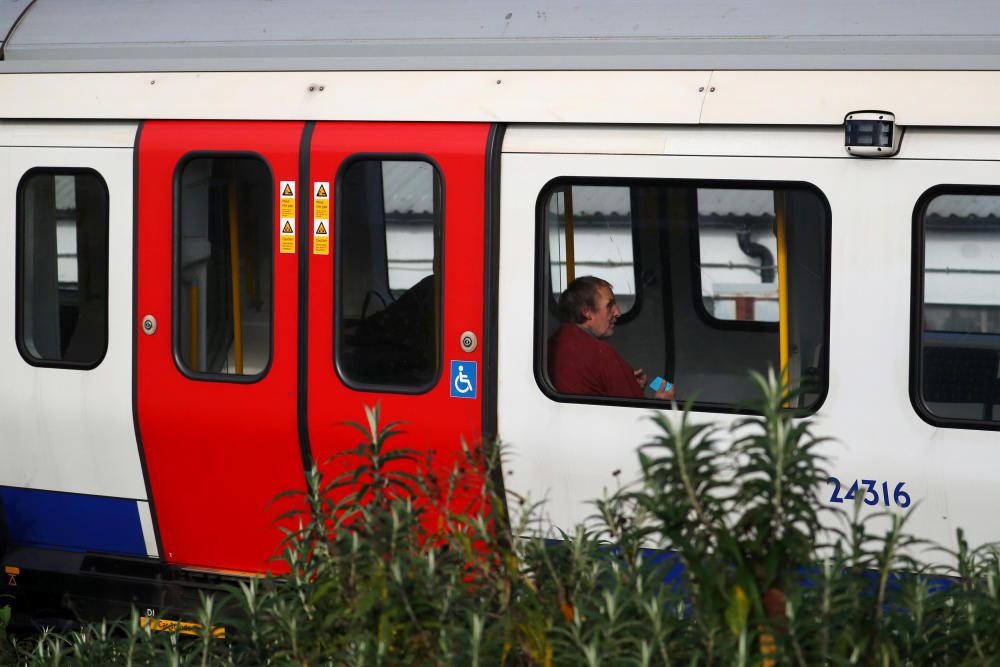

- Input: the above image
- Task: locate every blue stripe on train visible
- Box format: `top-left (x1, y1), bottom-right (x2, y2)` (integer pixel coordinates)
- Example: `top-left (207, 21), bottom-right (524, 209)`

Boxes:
top-left (0, 487), bottom-right (147, 557)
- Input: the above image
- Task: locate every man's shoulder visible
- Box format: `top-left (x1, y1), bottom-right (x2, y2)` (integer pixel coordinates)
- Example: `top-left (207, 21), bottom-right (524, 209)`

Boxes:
top-left (553, 322), bottom-right (596, 342)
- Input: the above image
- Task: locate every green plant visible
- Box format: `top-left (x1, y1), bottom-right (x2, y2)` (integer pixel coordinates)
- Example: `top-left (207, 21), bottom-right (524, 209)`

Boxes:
top-left (10, 372), bottom-right (1000, 665)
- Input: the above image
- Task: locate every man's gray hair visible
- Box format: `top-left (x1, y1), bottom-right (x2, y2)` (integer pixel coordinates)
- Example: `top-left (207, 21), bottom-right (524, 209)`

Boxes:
top-left (557, 276), bottom-right (611, 324)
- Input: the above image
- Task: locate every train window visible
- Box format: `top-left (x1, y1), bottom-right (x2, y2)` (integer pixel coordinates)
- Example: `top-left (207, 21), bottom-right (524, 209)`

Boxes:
top-left (175, 156), bottom-right (272, 378)
top-left (915, 190), bottom-right (1000, 426)
top-left (697, 189), bottom-right (779, 323)
top-left (17, 169), bottom-right (109, 368)
top-left (336, 158), bottom-right (442, 390)
top-left (538, 179), bottom-right (829, 411)
top-left (546, 185), bottom-right (638, 314)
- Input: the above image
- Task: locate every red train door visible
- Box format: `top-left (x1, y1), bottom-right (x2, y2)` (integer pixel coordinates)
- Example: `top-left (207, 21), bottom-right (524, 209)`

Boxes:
top-left (306, 123), bottom-right (490, 496)
top-left (136, 121), bottom-right (307, 572)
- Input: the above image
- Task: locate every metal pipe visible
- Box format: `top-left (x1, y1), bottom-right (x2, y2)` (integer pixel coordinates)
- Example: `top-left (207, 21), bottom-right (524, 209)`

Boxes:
top-left (736, 225), bottom-right (776, 283)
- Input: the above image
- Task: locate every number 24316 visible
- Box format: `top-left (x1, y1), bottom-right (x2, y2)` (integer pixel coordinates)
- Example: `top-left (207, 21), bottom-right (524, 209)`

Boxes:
top-left (827, 478), bottom-right (911, 508)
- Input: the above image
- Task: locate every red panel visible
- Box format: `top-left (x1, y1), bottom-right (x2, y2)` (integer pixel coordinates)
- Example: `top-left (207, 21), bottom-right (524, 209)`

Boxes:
top-left (307, 123), bottom-right (490, 500)
top-left (137, 121), bottom-right (306, 572)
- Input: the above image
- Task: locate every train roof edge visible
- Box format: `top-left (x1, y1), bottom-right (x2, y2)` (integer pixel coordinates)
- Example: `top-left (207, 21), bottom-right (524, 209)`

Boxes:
top-left (1, 0), bottom-right (999, 73)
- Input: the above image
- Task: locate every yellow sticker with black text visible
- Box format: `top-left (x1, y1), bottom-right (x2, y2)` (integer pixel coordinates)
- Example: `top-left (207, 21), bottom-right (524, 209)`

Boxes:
top-left (313, 181), bottom-right (330, 255)
top-left (280, 180), bottom-right (296, 254)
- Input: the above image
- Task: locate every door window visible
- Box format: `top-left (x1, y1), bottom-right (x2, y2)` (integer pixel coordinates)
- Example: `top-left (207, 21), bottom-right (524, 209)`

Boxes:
top-left (175, 156), bottom-right (273, 378)
top-left (336, 158), bottom-right (442, 390)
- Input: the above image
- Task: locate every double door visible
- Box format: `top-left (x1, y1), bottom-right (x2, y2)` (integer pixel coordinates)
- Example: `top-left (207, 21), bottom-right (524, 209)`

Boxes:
top-left (136, 121), bottom-right (490, 571)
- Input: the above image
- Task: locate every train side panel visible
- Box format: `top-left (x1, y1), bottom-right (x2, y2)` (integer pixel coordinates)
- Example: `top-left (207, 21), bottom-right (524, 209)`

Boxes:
top-left (497, 125), bottom-right (1000, 553)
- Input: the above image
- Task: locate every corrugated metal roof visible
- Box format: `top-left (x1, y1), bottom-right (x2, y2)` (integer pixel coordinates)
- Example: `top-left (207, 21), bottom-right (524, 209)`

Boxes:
top-left (3, 0), bottom-right (999, 72)
top-left (550, 186), bottom-right (775, 218)
top-left (925, 195), bottom-right (1000, 219)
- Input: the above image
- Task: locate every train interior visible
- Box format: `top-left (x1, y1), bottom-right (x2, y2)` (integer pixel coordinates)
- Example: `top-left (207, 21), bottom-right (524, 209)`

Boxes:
top-left (539, 182), bottom-right (829, 410)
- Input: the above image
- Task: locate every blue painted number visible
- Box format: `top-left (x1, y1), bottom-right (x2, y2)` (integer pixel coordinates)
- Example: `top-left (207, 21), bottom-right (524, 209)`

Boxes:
top-left (827, 477), bottom-right (911, 508)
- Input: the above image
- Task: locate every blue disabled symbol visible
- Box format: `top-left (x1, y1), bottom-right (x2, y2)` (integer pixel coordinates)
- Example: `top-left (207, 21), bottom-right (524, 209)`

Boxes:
top-left (450, 361), bottom-right (477, 399)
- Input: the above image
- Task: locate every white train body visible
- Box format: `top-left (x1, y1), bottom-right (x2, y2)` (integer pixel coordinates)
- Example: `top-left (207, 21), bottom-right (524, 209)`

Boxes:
top-left (0, 0), bottom-right (996, 616)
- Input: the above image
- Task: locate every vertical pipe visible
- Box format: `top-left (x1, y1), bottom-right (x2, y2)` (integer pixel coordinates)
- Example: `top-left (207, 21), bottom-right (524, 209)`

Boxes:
top-left (228, 175), bottom-right (244, 375)
top-left (563, 186), bottom-right (576, 283)
top-left (775, 191), bottom-right (789, 385)
top-left (189, 283), bottom-right (200, 371)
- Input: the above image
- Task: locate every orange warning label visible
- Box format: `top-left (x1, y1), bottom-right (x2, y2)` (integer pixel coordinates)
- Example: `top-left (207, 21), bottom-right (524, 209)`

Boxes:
top-left (316, 183), bottom-right (328, 198)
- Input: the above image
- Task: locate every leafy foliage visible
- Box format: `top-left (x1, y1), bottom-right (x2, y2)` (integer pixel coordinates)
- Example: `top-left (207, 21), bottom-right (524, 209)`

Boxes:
top-left (6, 373), bottom-right (1000, 665)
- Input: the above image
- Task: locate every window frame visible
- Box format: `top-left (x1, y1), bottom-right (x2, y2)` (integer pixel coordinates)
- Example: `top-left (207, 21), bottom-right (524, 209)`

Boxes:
top-left (16, 166), bottom-right (111, 370)
top-left (333, 152), bottom-right (446, 395)
top-left (171, 151), bottom-right (276, 384)
top-left (533, 175), bottom-right (832, 415)
top-left (909, 183), bottom-right (1000, 431)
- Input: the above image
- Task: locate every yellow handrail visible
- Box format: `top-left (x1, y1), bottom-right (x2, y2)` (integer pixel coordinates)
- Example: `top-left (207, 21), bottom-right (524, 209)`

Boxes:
top-left (775, 191), bottom-right (789, 385)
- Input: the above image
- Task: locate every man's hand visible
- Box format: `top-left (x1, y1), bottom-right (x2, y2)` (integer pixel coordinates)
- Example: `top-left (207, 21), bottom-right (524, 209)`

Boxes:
top-left (633, 368), bottom-right (648, 390)
top-left (654, 383), bottom-right (676, 401)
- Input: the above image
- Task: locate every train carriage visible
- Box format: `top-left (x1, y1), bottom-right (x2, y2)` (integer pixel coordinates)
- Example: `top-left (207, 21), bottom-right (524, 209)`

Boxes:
top-left (0, 0), bottom-right (998, 621)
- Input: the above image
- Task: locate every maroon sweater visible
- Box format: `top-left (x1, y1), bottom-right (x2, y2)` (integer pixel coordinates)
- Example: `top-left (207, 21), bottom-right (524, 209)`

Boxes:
top-left (548, 323), bottom-right (643, 398)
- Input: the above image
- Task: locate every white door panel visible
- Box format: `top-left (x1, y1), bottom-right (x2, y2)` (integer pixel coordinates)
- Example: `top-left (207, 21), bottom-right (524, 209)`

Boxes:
top-left (0, 129), bottom-right (146, 500)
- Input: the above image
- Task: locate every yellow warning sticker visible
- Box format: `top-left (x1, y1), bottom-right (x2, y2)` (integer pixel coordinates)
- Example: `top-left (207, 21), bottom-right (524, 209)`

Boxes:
top-left (313, 181), bottom-right (330, 255)
top-left (279, 180), bottom-right (296, 254)
top-left (279, 180), bottom-right (296, 220)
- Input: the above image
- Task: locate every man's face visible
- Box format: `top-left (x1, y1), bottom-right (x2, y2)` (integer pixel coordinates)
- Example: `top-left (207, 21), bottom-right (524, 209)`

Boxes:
top-left (582, 285), bottom-right (621, 338)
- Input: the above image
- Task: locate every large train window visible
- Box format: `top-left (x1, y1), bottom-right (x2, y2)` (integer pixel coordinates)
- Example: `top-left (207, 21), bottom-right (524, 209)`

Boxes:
top-left (537, 179), bottom-right (829, 412)
top-left (17, 169), bottom-right (109, 369)
top-left (336, 158), bottom-right (442, 391)
top-left (175, 156), bottom-right (273, 378)
top-left (914, 188), bottom-right (1000, 427)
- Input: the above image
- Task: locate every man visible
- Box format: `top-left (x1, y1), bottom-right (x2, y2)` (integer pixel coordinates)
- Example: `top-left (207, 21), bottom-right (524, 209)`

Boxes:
top-left (548, 276), bottom-right (675, 400)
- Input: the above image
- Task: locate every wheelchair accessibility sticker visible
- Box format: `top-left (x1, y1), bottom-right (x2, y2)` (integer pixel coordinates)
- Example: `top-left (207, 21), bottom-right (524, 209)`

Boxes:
top-left (450, 361), bottom-right (477, 399)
